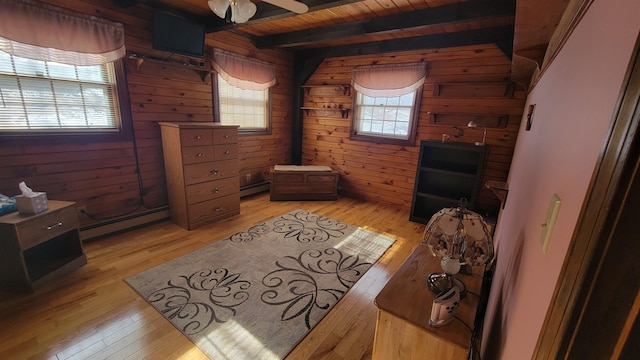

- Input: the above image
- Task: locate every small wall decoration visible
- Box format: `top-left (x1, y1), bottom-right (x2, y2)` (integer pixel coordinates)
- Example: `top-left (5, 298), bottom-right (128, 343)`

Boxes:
top-left (526, 104), bottom-right (536, 131)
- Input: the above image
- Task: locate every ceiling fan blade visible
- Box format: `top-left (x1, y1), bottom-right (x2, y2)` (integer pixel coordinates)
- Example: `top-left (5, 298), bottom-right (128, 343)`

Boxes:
top-left (262, 0), bottom-right (309, 14)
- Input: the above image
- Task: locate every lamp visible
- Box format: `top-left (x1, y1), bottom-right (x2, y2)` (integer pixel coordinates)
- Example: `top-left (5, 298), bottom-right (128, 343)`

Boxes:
top-left (422, 199), bottom-right (494, 297)
top-left (467, 120), bottom-right (487, 146)
top-left (208, 0), bottom-right (257, 24)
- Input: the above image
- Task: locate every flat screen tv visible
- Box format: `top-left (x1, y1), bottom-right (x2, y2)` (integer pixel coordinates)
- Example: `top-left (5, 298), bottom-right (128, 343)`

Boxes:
top-left (152, 10), bottom-right (205, 59)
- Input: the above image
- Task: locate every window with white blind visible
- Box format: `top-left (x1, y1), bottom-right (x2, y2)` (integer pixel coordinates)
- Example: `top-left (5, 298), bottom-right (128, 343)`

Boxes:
top-left (350, 63), bottom-right (426, 146)
top-left (0, 50), bottom-right (122, 134)
top-left (215, 73), bottom-right (271, 133)
top-left (353, 91), bottom-right (418, 140)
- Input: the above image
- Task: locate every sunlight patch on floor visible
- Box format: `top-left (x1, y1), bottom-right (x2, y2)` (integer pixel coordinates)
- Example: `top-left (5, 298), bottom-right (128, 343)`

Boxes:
top-left (194, 319), bottom-right (279, 360)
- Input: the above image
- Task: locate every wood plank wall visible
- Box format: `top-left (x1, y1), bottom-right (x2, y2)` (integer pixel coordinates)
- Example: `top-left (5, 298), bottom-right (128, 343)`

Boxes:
top-left (302, 44), bottom-right (527, 216)
top-left (0, 0), bottom-right (293, 226)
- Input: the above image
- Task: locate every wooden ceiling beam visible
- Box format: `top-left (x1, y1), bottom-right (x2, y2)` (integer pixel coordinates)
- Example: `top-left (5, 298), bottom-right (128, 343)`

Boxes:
top-left (255, 0), bottom-right (515, 48)
top-left (297, 25), bottom-right (515, 59)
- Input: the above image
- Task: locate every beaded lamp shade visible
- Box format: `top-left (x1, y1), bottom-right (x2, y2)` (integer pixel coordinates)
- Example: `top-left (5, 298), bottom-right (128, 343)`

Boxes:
top-left (422, 201), bottom-right (494, 295)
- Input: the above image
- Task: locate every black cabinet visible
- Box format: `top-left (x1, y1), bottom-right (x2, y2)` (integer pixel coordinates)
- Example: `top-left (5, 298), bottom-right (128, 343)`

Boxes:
top-left (410, 141), bottom-right (487, 224)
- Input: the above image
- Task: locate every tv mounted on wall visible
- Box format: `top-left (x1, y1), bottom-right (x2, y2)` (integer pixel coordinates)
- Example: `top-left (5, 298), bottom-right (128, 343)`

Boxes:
top-left (152, 10), bottom-right (205, 59)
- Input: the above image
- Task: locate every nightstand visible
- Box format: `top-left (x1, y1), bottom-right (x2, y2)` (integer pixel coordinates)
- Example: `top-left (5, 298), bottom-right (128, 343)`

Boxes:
top-left (0, 200), bottom-right (87, 293)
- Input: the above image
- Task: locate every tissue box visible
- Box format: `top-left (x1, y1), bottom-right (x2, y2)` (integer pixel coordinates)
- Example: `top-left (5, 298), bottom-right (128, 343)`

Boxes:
top-left (15, 192), bottom-right (48, 214)
top-left (0, 198), bottom-right (17, 216)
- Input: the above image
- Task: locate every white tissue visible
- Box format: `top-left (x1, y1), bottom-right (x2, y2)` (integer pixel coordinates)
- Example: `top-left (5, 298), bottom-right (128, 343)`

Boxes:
top-left (19, 181), bottom-right (35, 197)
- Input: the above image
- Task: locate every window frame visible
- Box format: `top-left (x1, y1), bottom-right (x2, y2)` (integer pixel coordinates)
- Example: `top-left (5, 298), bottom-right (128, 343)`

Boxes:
top-left (0, 58), bottom-right (133, 143)
top-left (212, 72), bottom-right (272, 136)
top-left (349, 86), bottom-right (422, 146)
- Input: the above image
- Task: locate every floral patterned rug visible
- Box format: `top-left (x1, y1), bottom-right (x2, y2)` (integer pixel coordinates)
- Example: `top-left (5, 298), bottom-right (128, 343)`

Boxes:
top-left (125, 209), bottom-right (396, 359)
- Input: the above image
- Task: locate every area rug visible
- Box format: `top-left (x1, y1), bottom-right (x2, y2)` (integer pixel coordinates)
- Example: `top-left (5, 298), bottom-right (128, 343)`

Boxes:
top-left (125, 209), bottom-right (396, 359)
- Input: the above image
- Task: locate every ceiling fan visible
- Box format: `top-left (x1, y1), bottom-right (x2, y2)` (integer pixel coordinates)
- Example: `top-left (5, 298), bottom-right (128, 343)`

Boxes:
top-left (208, 0), bottom-right (309, 24)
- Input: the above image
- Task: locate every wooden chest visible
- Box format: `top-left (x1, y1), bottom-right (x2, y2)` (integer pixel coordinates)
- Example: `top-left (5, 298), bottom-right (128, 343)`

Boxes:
top-left (270, 165), bottom-right (339, 201)
top-left (160, 122), bottom-right (240, 230)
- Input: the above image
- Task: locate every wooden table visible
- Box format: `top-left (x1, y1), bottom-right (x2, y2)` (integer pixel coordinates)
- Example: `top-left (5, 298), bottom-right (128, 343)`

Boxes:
top-left (373, 245), bottom-right (484, 359)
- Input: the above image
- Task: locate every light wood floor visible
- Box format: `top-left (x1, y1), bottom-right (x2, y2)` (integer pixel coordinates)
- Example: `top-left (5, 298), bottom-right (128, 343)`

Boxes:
top-left (0, 193), bottom-right (426, 360)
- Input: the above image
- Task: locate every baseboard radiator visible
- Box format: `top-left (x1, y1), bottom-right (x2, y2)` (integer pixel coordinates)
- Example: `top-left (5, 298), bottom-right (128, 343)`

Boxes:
top-left (240, 181), bottom-right (270, 198)
top-left (80, 206), bottom-right (170, 242)
top-left (80, 182), bottom-right (270, 241)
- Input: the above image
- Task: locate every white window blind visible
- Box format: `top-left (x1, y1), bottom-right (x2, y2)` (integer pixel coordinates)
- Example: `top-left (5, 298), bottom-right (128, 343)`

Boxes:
top-left (350, 63), bottom-right (425, 145)
top-left (0, 50), bottom-right (119, 132)
top-left (217, 74), bottom-right (268, 129)
top-left (354, 91), bottom-right (415, 139)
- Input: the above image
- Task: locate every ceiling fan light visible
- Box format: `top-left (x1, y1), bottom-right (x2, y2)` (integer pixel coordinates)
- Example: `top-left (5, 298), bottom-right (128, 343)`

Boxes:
top-left (238, 0), bottom-right (257, 19)
top-left (208, 0), bottom-right (230, 19)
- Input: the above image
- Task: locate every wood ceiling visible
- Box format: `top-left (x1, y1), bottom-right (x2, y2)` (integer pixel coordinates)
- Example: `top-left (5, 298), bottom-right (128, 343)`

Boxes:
top-left (114, 0), bottom-right (569, 85)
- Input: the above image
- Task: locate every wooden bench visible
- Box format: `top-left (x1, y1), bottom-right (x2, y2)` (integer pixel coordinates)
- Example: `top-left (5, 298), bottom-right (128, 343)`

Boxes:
top-left (270, 165), bottom-right (339, 201)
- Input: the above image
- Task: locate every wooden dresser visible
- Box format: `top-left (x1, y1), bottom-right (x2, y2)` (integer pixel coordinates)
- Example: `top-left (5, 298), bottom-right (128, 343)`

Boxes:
top-left (159, 122), bottom-right (240, 230)
top-left (373, 245), bottom-right (484, 359)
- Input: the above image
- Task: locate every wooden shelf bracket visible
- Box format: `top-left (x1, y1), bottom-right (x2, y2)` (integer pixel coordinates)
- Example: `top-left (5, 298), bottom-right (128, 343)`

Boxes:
top-left (485, 180), bottom-right (509, 208)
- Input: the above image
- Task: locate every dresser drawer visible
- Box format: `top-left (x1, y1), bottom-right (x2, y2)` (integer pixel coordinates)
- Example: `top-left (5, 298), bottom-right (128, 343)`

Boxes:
top-left (180, 129), bottom-right (212, 146)
top-left (188, 195), bottom-right (240, 226)
top-left (186, 177), bottom-right (240, 205)
top-left (182, 146), bottom-right (214, 164)
top-left (213, 129), bottom-right (238, 144)
top-left (213, 145), bottom-right (238, 161)
top-left (183, 160), bottom-right (239, 185)
top-left (16, 207), bottom-right (79, 250)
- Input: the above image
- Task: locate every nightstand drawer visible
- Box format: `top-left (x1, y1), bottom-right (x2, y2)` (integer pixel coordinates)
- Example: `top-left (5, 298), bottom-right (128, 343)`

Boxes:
top-left (16, 207), bottom-right (79, 250)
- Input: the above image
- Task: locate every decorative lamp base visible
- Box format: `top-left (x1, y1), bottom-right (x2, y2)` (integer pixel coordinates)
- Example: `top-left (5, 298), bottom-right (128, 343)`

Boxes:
top-left (427, 272), bottom-right (467, 298)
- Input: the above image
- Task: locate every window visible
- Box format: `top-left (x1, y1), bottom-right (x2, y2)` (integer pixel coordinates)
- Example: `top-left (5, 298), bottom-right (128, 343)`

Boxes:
top-left (215, 73), bottom-right (271, 133)
top-left (211, 49), bottom-right (275, 135)
top-left (350, 63), bottom-right (426, 146)
top-left (352, 90), bottom-right (420, 144)
top-left (0, 51), bottom-right (121, 134)
top-left (0, 0), bottom-right (127, 138)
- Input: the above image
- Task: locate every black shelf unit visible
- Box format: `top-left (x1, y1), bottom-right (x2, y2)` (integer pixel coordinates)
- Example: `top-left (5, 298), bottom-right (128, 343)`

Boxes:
top-left (410, 141), bottom-right (487, 224)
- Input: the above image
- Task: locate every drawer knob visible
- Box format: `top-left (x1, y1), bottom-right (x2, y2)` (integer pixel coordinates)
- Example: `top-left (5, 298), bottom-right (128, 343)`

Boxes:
top-left (196, 152), bottom-right (203, 157)
top-left (210, 169), bottom-right (219, 175)
top-left (224, 150), bottom-right (230, 154)
top-left (195, 135), bottom-right (202, 139)
top-left (212, 188), bottom-right (220, 194)
top-left (214, 206), bottom-right (221, 212)
top-left (224, 134), bottom-right (229, 138)
top-left (45, 222), bottom-right (63, 230)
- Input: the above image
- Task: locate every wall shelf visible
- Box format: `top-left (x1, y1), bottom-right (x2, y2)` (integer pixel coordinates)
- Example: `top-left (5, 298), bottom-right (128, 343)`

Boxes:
top-left (301, 107), bottom-right (350, 118)
top-left (302, 84), bottom-right (350, 96)
top-left (427, 112), bottom-right (509, 128)
top-left (431, 81), bottom-right (516, 98)
top-left (126, 54), bottom-right (212, 83)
